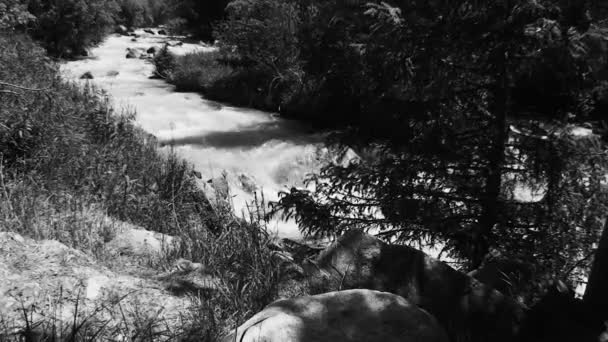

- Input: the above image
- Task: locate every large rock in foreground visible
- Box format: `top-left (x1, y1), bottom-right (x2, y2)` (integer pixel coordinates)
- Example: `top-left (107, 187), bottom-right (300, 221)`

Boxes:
top-left (222, 289), bottom-right (448, 342)
top-left (0, 230), bottom-right (197, 340)
top-left (305, 229), bottom-right (526, 342)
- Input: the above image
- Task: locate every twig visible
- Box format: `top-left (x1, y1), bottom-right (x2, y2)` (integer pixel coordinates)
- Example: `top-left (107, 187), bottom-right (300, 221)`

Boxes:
top-left (0, 81), bottom-right (51, 92)
top-left (0, 89), bottom-right (21, 96)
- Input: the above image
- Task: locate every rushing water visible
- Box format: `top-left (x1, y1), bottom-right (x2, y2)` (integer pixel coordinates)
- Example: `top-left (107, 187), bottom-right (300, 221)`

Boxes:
top-left (61, 30), bottom-right (325, 240)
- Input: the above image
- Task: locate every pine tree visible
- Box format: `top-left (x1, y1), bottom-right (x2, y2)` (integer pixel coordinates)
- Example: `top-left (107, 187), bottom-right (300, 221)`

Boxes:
top-left (275, 0), bottom-right (608, 300)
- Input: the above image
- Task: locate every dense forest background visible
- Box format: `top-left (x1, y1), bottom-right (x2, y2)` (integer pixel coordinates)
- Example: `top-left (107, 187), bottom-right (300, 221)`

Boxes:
top-left (3, 0), bottom-right (608, 339)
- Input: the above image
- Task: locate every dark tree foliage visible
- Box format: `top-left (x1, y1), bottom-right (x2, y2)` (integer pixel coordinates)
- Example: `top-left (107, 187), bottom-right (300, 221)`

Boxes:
top-left (172, 0), bottom-right (230, 40)
top-left (273, 0), bottom-right (608, 301)
top-left (27, 0), bottom-right (119, 57)
top-left (0, 0), bottom-right (35, 30)
top-left (584, 221), bottom-right (608, 320)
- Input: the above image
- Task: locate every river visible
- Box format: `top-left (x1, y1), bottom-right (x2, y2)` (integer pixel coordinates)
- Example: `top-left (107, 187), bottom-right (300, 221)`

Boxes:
top-left (61, 29), bottom-right (325, 240)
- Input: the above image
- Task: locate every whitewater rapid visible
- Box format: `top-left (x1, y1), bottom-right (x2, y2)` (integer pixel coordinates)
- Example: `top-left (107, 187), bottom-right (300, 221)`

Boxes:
top-left (61, 30), bottom-right (324, 239)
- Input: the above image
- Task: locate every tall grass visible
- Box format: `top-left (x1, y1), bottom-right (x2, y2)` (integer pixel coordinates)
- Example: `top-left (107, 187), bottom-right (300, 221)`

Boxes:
top-left (1, 32), bottom-right (295, 340)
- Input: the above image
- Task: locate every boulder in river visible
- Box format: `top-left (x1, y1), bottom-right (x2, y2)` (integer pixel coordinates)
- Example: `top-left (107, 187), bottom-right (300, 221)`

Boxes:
top-left (79, 71), bottom-right (93, 79)
top-left (144, 29), bottom-right (155, 35)
top-left (158, 29), bottom-right (167, 35)
top-left (125, 47), bottom-right (141, 59)
top-left (116, 25), bottom-right (128, 35)
top-left (77, 48), bottom-right (88, 57)
top-left (238, 173), bottom-right (258, 194)
top-left (166, 40), bottom-right (183, 47)
top-left (147, 46), bottom-right (158, 55)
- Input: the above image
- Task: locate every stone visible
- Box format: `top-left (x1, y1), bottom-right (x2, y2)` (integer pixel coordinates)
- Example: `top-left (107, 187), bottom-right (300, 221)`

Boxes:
top-left (105, 226), bottom-right (176, 258)
top-left (222, 289), bottom-right (448, 342)
top-left (146, 46), bottom-right (157, 55)
top-left (80, 71), bottom-right (93, 79)
top-left (125, 48), bottom-right (140, 59)
top-left (155, 258), bottom-right (222, 295)
top-left (144, 29), bottom-right (155, 35)
top-left (116, 25), bottom-right (128, 35)
top-left (305, 229), bottom-right (527, 342)
top-left (238, 173), bottom-right (257, 193)
top-left (158, 29), bottom-right (167, 35)
top-left (191, 170), bottom-right (202, 179)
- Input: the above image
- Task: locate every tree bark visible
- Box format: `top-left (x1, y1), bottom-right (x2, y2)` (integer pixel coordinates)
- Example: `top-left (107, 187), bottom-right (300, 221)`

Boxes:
top-left (472, 44), bottom-right (509, 271)
top-left (584, 220), bottom-right (608, 320)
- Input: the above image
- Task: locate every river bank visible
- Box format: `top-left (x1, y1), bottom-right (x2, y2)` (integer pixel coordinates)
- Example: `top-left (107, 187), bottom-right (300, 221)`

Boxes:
top-left (61, 29), bottom-right (328, 240)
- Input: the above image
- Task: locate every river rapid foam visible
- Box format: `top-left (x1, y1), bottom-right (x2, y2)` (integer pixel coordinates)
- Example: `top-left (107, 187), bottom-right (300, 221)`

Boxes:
top-left (61, 29), bottom-right (325, 240)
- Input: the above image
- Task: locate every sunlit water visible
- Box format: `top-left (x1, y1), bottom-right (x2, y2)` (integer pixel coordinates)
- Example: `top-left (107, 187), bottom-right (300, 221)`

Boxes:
top-left (61, 30), bottom-right (325, 240)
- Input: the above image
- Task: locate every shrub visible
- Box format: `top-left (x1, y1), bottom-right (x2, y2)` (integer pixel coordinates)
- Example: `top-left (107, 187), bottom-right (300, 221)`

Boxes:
top-left (115, 0), bottom-right (170, 29)
top-left (168, 50), bottom-right (233, 92)
top-left (0, 0), bottom-right (35, 30)
top-left (152, 45), bottom-right (176, 79)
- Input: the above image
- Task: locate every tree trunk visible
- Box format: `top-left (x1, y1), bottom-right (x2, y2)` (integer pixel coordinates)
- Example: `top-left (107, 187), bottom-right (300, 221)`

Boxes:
top-left (472, 45), bottom-right (509, 271)
top-left (584, 220), bottom-right (608, 320)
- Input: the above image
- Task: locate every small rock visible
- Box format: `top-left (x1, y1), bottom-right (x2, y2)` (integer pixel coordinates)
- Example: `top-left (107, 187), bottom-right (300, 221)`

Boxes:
top-left (80, 71), bottom-right (94, 79)
top-left (106, 226), bottom-right (176, 257)
top-left (238, 173), bottom-right (257, 193)
top-left (191, 170), bottom-right (202, 179)
top-left (144, 29), bottom-right (155, 35)
top-left (131, 38), bottom-right (138, 42)
top-left (174, 258), bottom-right (204, 272)
top-left (158, 29), bottom-right (167, 35)
top-left (116, 25), bottom-right (128, 35)
top-left (125, 48), bottom-right (140, 59)
top-left (147, 46), bottom-right (157, 55)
